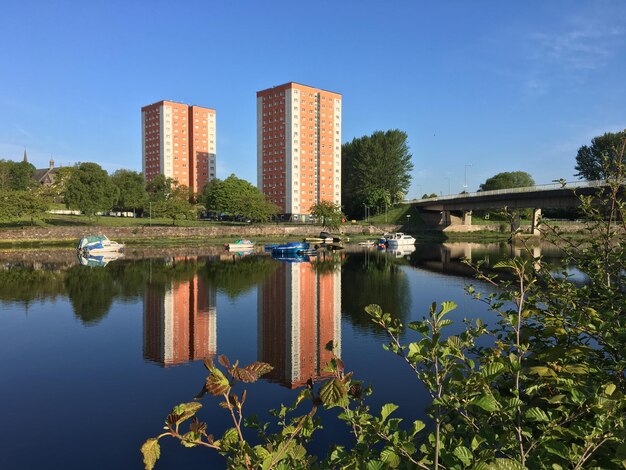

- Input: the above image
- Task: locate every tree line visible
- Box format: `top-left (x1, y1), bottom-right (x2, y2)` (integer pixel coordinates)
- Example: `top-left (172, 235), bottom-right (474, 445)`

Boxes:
top-left (0, 160), bottom-right (279, 225)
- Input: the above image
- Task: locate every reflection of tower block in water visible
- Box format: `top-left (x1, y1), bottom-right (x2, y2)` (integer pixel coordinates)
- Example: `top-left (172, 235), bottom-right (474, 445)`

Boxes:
top-left (258, 262), bottom-right (342, 388)
top-left (143, 274), bottom-right (217, 366)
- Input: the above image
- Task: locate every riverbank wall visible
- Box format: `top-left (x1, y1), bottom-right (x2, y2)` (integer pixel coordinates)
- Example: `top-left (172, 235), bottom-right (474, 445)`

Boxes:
top-left (0, 222), bottom-right (590, 245)
top-left (0, 224), bottom-right (400, 244)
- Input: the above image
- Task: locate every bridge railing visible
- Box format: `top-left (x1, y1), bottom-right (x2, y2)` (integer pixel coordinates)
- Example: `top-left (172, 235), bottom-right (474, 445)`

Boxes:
top-left (405, 179), bottom-right (606, 204)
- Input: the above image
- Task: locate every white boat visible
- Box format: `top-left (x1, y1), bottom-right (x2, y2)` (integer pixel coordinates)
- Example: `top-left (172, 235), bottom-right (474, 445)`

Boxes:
top-left (385, 232), bottom-right (416, 247)
top-left (77, 235), bottom-right (125, 254)
top-left (225, 239), bottom-right (254, 251)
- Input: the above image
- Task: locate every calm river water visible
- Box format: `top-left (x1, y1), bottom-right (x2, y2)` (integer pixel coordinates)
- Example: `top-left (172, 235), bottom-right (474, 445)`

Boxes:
top-left (0, 242), bottom-right (562, 469)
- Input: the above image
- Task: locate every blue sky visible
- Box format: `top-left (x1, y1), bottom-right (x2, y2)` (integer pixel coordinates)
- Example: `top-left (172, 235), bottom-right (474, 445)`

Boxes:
top-left (1, 1), bottom-right (625, 198)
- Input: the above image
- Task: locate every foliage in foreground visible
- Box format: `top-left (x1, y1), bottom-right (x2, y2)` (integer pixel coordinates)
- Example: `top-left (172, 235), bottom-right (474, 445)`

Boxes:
top-left (143, 158), bottom-right (626, 468)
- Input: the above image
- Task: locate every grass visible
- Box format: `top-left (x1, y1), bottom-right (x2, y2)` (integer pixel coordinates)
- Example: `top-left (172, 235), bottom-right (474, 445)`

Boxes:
top-left (0, 214), bottom-right (253, 228)
top-left (354, 204), bottom-right (425, 226)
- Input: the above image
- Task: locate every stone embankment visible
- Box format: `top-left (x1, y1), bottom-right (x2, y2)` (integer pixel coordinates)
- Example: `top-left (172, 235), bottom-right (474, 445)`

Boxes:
top-left (0, 224), bottom-right (402, 244)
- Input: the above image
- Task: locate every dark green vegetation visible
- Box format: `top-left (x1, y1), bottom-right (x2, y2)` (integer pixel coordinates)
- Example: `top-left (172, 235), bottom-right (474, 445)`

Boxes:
top-left (479, 171), bottom-right (535, 191)
top-left (575, 129), bottom-right (626, 181)
top-left (342, 130), bottom-right (414, 219)
top-left (143, 157), bottom-right (626, 468)
top-left (201, 174), bottom-right (278, 222)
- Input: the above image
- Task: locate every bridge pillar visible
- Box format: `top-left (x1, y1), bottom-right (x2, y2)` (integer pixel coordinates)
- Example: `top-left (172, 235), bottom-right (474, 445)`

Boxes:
top-left (442, 210), bottom-right (451, 225)
top-left (531, 208), bottom-right (542, 235)
top-left (462, 210), bottom-right (472, 226)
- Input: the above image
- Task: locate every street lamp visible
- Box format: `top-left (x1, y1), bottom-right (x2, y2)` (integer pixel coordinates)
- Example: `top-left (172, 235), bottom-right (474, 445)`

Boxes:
top-left (363, 203), bottom-right (369, 223)
top-left (463, 164), bottom-right (472, 193)
top-left (406, 214), bottom-right (411, 228)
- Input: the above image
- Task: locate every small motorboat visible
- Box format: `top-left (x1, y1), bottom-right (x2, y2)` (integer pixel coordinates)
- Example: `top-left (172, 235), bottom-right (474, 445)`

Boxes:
top-left (77, 235), bottom-right (124, 254)
top-left (386, 232), bottom-right (416, 247)
top-left (225, 239), bottom-right (254, 251)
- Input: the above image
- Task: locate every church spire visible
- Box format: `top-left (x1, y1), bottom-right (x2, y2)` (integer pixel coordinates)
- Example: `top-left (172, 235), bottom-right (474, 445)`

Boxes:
top-left (23, 148), bottom-right (28, 163)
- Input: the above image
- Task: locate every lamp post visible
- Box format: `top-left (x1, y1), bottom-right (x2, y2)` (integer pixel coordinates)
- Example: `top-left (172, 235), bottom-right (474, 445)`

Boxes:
top-left (463, 164), bottom-right (472, 193)
top-left (149, 202), bottom-right (152, 226)
top-left (363, 203), bottom-right (369, 223)
top-left (406, 214), bottom-right (411, 228)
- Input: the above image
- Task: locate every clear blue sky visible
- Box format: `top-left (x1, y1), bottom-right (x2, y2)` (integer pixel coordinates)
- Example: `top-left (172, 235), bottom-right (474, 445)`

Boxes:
top-left (1, 1), bottom-right (625, 197)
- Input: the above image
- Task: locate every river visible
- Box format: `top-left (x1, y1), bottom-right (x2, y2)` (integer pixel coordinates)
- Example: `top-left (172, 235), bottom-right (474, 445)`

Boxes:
top-left (0, 242), bottom-right (562, 469)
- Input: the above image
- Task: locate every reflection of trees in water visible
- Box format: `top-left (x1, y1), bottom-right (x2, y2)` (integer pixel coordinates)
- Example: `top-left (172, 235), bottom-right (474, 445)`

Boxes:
top-left (200, 257), bottom-right (278, 300)
top-left (65, 266), bottom-right (116, 325)
top-left (0, 268), bottom-right (66, 303)
top-left (341, 251), bottom-right (410, 332)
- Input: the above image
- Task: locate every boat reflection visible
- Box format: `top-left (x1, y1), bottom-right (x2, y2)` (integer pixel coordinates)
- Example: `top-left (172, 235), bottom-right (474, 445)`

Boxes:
top-left (77, 251), bottom-right (124, 267)
top-left (386, 245), bottom-right (416, 259)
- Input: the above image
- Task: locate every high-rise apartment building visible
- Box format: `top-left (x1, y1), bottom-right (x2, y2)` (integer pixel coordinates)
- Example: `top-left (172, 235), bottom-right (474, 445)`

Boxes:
top-left (257, 83), bottom-right (342, 220)
top-left (141, 100), bottom-right (216, 193)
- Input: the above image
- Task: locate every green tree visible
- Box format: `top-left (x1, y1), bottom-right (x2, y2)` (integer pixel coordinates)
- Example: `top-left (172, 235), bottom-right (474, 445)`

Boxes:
top-left (422, 193), bottom-right (438, 199)
top-left (45, 165), bottom-right (75, 203)
top-left (111, 169), bottom-right (147, 215)
top-left (575, 129), bottom-right (626, 180)
top-left (64, 163), bottom-right (118, 216)
top-left (310, 200), bottom-right (344, 230)
top-left (0, 160), bottom-right (36, 191)
top-left (479, 171), bottom-right (535, 191)
top-left (9, 160), bottom-right (36, 190)
top-left (152, 183), bottom-right (195, 225)
top-left (342, 130), bottom-right (414, 219)
top-left (202, 174), bottom-right (278, 222)
top-left (146, 174), bottom-right (174, 203)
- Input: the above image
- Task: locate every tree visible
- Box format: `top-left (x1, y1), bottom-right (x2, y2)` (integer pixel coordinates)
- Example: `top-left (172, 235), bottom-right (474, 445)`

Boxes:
top-left (46, 166), bottom-right (75, 203)
top-left (146, 174), bottom-right (174, 203)
top-left (574, 129), bottom-right (626, 180)
top-left (151, 183), bottom-right (194, 226)
top-left (479, 171), bottom-right (535, 191)
top-left (342, 130), bottom-right (414, 219)
top-left (0, 160), bottom-right (36, 191)
top-left (422, 193), bottom-right (438, 199)
top-left (310, 200), bottom-right (344, 230)
top-left (64, 163), bottom-right (118, 216)
top-left (111, 169), bottom-right (147, 215)
top-left (202, 174), bottom-right (278, 222)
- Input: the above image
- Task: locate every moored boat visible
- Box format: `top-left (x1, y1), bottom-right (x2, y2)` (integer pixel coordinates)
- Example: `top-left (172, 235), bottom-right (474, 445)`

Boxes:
top-left (385, 232), bottom-right (416, 247)
top-left (225, 239), bottom-right (254, 251)
top-left (77, 235), bottom-right (124, 254)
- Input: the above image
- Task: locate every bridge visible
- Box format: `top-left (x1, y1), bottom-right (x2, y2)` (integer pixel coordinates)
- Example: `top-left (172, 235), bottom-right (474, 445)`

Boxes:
top-left (404, 180), bottom-right (607, 234)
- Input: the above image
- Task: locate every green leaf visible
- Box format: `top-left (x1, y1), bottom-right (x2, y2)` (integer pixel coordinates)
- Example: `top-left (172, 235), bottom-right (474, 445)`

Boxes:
top-left (380, 448), bottom-right (400, 468)
top-left (489, 459), bottom-right (525, 470)
top-left (380, 403), bottom-right (399, 422)
top-left (524, 407), bottom-right (549, 422)
top-left (320, 378), bottom-right (348, 408)
top-left (482, 362), bottom-right (505, 378)
top-left (604, 383), bottom-right (616, 396)
top-left (470, 394), bottom-right (500, 412)
top-left (168, 402), bottom-right (202, 426)
top-left (439, 319), bottom-right (454, 327)
top-left (365, 304), bottom-right (383, 319)
top-left (544, 440), bottom-right (569, 460)
top-left (411, 419), bottom-right (426, 436)
top-left (527, 366), bottom-right (556, 377)
top-left (439, 301), bottom-right (457, 318)
top-left (366, 460), bottom-right (386, 470)
top-left (205, 368), bottom-right (230, 396)
top-left (453, 445), bottom-right (473, 466)
top-left (141, 438), bottom-right (160, 470)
